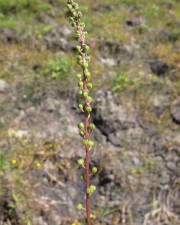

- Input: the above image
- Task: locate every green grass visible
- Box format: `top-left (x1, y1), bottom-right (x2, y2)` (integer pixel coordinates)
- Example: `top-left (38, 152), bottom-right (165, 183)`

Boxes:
top-left (112, 72), bottom-right (134, 92)
top-left (0, 0), bottom-right (50, 15)
top-left (39, 56), bottom-right (73, 80)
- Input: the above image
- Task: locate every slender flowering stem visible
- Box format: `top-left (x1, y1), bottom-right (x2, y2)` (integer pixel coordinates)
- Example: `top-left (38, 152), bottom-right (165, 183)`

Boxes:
top-left (66, 1), bottom-right (96, 225)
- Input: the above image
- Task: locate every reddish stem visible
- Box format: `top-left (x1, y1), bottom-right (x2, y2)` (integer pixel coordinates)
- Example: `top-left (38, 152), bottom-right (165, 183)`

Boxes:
top-left (79, 26), bottom-right (91, 225)
top-left (85, 116), bottom-right (91, 225)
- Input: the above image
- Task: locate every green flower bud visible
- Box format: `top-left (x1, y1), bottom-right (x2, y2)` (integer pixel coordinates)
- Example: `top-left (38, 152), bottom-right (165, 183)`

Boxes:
top-left (79, 130), bottom-right (84, 137)
top-left (86, 56), bottom-right (91, 63)
top-left (80, 22), bottom-right (85, 29)
top-left (76, 73), bottom-right (82, 80)
top-left (76, 203), bottom-right (83, 210)
top-left (85, 45), bottom-right (90, 53)
top-left (86, 96), bottom-right (92, 102)
top-left (83, 139), bottom-right (94, 148)
top-left (87, 82), bottom-right (93, 90)
top-left (83, 139), bottom-right (89, 147)
top-left (86, 106), bottom-right (92, 113)
top-left (79, 90), bottom-right (83, 96)
top-left (78, 81), bottom-right (83, 88)
top-left (67, 4), bottom-right (72, 10)
top-left (87, 185), bottom-right (96, 195)
top-left (78, 122), bottom-right (84, 129)
top-left (92, 167), bottom-right (97, 174)
top-left (77, 11), bottom-right (82, 18)
top-left (83, 91), bottom-right (88, 98)
top-left (76, 45), bottom-right (81, 53)
top-left (77, 55), bottom-right (82, 65)
top-left (73, 2), bottom-right (79, 10)
top-left (77, 158), bottom-right (84, 167)
top-left (83, 31), bottom-right (88, 37)
top-left (79, 104), bottom-right (83, 111)
top-left (88, 140), bottom-right (94, 148)
top-left (89, 123), bottom-right (95, 130)
top-left (69, 17), bottom-right (75, 23)
top-left (83, 62), bottom-right (89, 69)
top-left (76, 31), bottom-right (80, 39)
top-left (85, 70), bottom-right (91, 80)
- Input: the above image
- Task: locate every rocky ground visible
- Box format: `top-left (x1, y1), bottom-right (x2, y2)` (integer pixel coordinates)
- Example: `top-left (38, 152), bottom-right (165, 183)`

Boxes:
top-left (0, 0), bottom-right (180, 225)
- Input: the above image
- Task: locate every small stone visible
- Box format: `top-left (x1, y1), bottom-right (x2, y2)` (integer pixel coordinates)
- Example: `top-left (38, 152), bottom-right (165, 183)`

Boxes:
top-left (149, 60), bottom-right (172, 76)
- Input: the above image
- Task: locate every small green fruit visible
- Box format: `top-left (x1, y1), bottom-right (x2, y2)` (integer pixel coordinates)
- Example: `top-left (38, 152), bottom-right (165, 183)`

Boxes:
top-left (87, 82), bottom-right (93, 90)
top-left (78, 122), bottom-right (84, 129)
top-left (88, 140), bottom-right (94, 148)
top-left (86, 106), bottom-right (92, 113)
top-left (89, 123), bottom-right (95, 130)
top-left (87, 185), bottom-right (96, 195)
top-left (79, 130), bottom-right (84, 137)
top-left (83, 91), bottom-right (88, 98)
top-left (79, 104), bottom-right (83, 111)
top-left (76, 203), bottom-right (83, 210)
top-left (76, 73), bottom-right (82, 80)
top-left (78, 81), bottom-right (83, 88)
top-left (92, 167), bottom-right (97, 174)
top-left (77, 158), bottom-right (84, 167)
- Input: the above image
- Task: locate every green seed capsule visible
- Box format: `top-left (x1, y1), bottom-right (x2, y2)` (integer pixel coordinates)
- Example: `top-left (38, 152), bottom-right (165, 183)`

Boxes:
top-left (87, 185), bottom-right (96, 195)
top-left (83, 139), bottom-right (89, 147)
top-left (67, 4), bottom-right (72, 10)
top-left (86, 106), bottom-right (92, 113)
top-left (87, 82), bottom-right (93, 90)
top-left (80, 22), bottom-right (85, 29)
top-left (86, 96), bottom-right (92, 102)
top-left (79, 104), bottom-right (83, 111)
top-left (79, 90), bottom-right (83, 96)
top-left (76, 45), bottom-right (81, 53)
top-left (85, 45), bottom-right (90, 53)
top-left (79, 130), bottom-right (84, 137)
top-left (83, 63), bottom-right (89, 69)
top-left (86, 56), bottom-right (91, 63)
top-left (76, 31), bottom-right (80, 39)
top-left (92, 167), bottom-right (97, 174)
top-left (78, 122), bottom-right (84, 129)
top-left (78, 81), bottom-right (83, 88)
top-left (77, 158), bottom-right (84, 167)
top-left (83, 92), bottom-right (88, 98)
top-left (76, 203), bottom-right (83, 210)
top-left (77, 55), bottom-right (82, 65)
top-left (88, 140), bottom-right (94, 148)
top-left (85, 70), bottom-right (91, 80)
top-left (89, 123), bottom-right (95, 130)
top-left (76, 73), bottom-right (82, 80)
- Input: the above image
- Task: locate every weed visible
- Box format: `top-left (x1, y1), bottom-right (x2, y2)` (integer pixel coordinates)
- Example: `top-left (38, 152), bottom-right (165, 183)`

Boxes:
top-left (112, 72), bottom-right (133, 92)
top-left (67, 1), bottom-right (97, 224)
top-left (41, 57), bottom-right (72, 79)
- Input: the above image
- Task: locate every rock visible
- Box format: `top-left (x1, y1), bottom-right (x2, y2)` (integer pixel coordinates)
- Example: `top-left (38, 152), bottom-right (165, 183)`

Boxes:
top-left (149, 59), bottom-right (172, 76)
top-left (99, 169), bottom-right (115, 186)
top-left (98, 41), bottom-right (133, 65)
top-left (44, 26), bottom-right (72, 51)
top-left (100, 57), bottom-right (117, 66)
top-left (92, 91), bottom-right (141, 146)
top-left (108, 127), bottom-right (143, 146)
top-left (126, 17), bottom-right (146, 27)
top-left (151, 94), bottom-right (170, 117)
top-left (171, 100), bottom-right (180, 124)
top-left (0, 79), bottom-right (9, 93)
